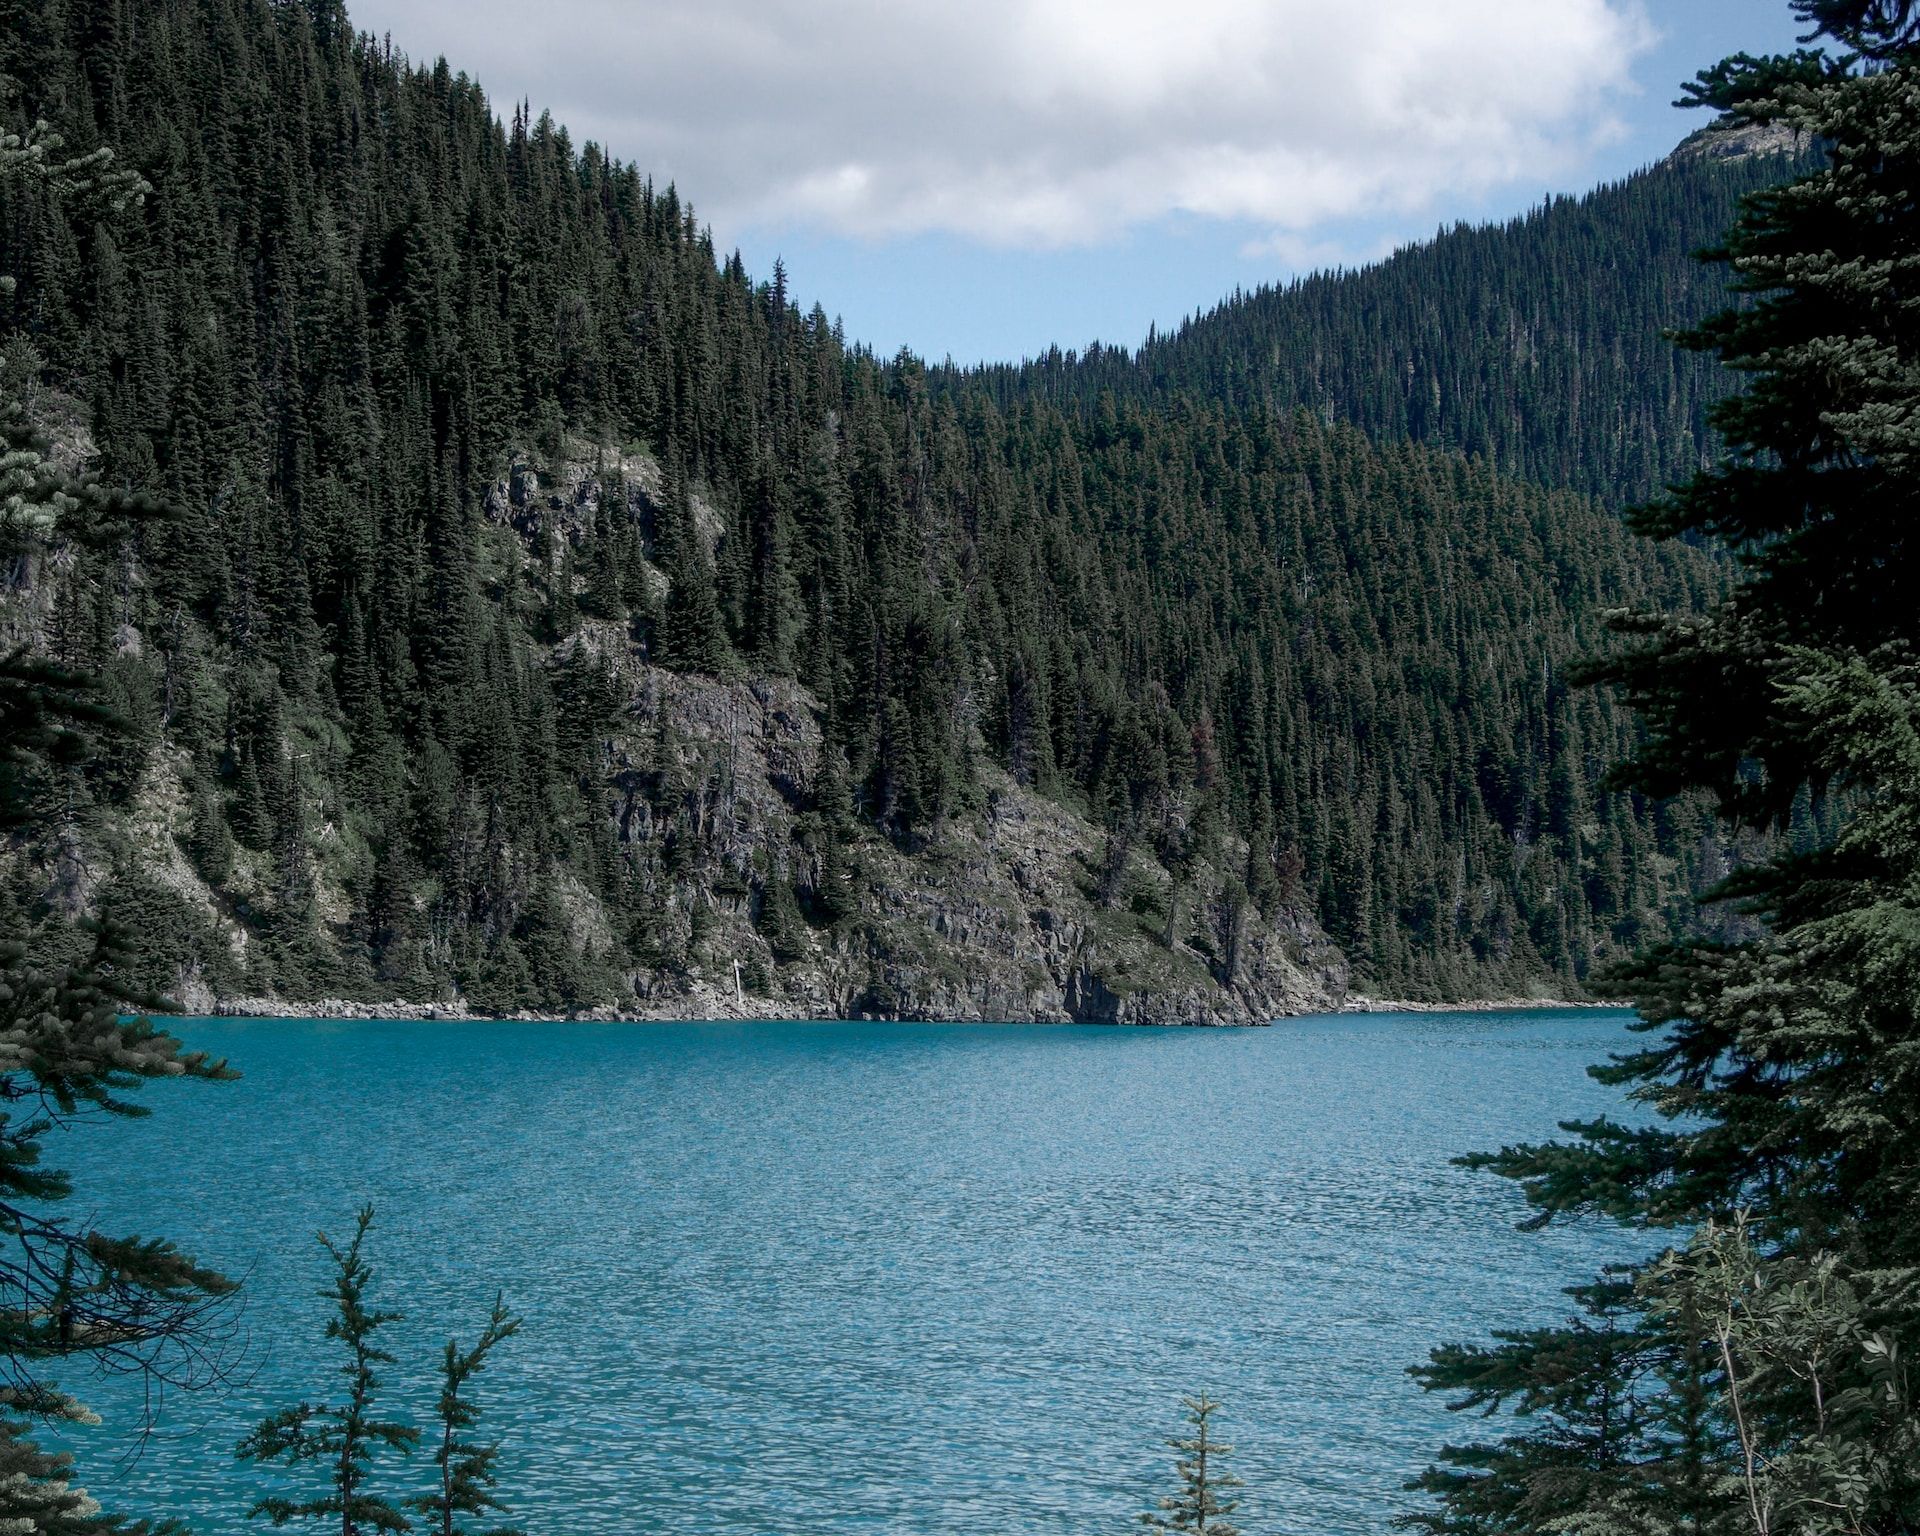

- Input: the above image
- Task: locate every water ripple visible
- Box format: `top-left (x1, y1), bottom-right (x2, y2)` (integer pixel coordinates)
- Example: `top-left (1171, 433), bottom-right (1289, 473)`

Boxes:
top-left (64, 1011), bottom-right (1647, 1535)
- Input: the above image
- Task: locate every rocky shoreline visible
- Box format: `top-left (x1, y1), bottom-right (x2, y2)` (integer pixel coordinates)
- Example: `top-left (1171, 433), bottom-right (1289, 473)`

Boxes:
top-left (191, 991), bottom-right (1626, 1026)
top-left (1337, 995), bottom-right (1628, 1014)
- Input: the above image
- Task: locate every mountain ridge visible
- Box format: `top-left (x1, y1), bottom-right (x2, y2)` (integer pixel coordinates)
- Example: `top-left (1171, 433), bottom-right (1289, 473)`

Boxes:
top-left (964, 131), bottom-right (1816, 509)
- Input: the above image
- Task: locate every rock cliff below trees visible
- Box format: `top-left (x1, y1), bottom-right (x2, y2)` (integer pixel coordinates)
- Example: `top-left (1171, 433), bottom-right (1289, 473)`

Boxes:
top-left (207, 658), bottom-right (1347, 1026)
top-left (593, 661), bottom-right (1347, 1025)
top-left (3, 428), bottom-right (1347, 1025)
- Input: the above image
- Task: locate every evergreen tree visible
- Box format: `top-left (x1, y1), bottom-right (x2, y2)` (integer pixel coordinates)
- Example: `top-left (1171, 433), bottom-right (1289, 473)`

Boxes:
top-left (1415, 8), bottom-right (1920, 1536)
top-left (1141, 1394), bottom-right (1244, 1536)
top-left (656, 473), bottom-right (729, 675)
top-left (411, 1295), bottom-right (524, 1536)
top-left (237, 1206), bottom-right (421, 1533)
top-left (0, 897), bottom-right (237, 1536)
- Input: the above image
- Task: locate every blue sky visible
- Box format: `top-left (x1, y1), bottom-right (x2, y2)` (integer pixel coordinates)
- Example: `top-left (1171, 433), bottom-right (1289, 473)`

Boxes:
top-left (352, 0), bottom-right (1809, 365)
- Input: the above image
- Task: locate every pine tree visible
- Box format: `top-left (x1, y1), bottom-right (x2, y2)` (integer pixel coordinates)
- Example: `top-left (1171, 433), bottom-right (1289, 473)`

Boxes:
top-left (754, 862), bottom-right (811, 963)
top-left (1416, 8), bottom-right (1920, 1536)
top-left (1401, 1275), bottom-right (1704, 1536)
top-left (801, 737), bottom-right (860, 926)
top-left (1141, 1394), bottom-right (1244, 1536)
top-left (237, 1206), bottom-right (421, 1533)
top-left (0, 895), bottom-right (238, 1536)
top-left (658, 497), bottom-right (729, 676)
top-left (411, 1295), bottom-right (524, 1536)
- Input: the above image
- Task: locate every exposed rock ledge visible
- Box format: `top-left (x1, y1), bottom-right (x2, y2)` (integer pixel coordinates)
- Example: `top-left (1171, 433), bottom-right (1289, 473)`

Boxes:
top-left (198, 991), bottom-right (1624, 1028)
top-left (201, 995), bottom-right (1310, 1026)
top-left (1338, 995), bottom-right (1627, 1015)
top-left (187, 662), bottom-right (1350, 1028)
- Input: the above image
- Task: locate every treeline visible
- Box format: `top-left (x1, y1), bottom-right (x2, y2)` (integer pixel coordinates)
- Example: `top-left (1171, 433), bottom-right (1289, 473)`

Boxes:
top-left (963, 138), bottom-right (1812, 510)
top-left (0, 0), bottom-right (1767, 1004)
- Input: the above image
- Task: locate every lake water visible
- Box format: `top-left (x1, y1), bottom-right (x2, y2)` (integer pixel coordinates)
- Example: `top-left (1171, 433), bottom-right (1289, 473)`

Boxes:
top-left (61, 1011), bottom-right (1649, 1534)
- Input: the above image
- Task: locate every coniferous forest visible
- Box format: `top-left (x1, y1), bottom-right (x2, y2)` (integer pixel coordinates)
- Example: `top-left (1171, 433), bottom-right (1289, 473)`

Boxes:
top-left (0, 0), bottom-right (1805, 1019)
top-left (969, 133), bottom-right (1815, 510)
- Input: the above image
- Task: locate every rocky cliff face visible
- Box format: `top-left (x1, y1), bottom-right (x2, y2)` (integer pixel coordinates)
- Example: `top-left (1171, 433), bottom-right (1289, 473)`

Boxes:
top-left (579, 661), bottom-right (1347, 1025)
top-left (206, 664), bottom-right (1351, 1029)
top-left (199, 654), bottom-right (1349, 1025)
top-left (1670, 119), bottom-right (1813, 165)
top-left (457, 447), bottom-right (1351, 1025)
top-left (3, 426), bottom-right (1349, 1026)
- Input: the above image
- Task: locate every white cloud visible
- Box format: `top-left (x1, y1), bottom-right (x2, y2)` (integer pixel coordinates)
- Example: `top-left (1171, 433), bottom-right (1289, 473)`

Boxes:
top-left (1238, 229), bottom-right (1405, 274)
top-left (349, 0), bottom-right (1655, 250)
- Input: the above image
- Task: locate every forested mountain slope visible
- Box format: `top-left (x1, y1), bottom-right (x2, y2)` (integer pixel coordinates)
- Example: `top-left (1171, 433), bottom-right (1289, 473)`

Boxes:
top-left (0, 0), bottom-right (1777, 1015)
top-left (968, 129), bottom-right (1813, 510)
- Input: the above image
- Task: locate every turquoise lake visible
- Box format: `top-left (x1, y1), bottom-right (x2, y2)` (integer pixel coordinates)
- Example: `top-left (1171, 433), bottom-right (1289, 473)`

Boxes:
top-left (63, 1010), bottom-right (1649, 1534)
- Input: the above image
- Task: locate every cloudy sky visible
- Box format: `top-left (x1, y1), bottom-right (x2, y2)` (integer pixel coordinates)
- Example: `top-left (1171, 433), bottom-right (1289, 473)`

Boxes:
top-left (348, 0), bottom-right (1807, 363)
